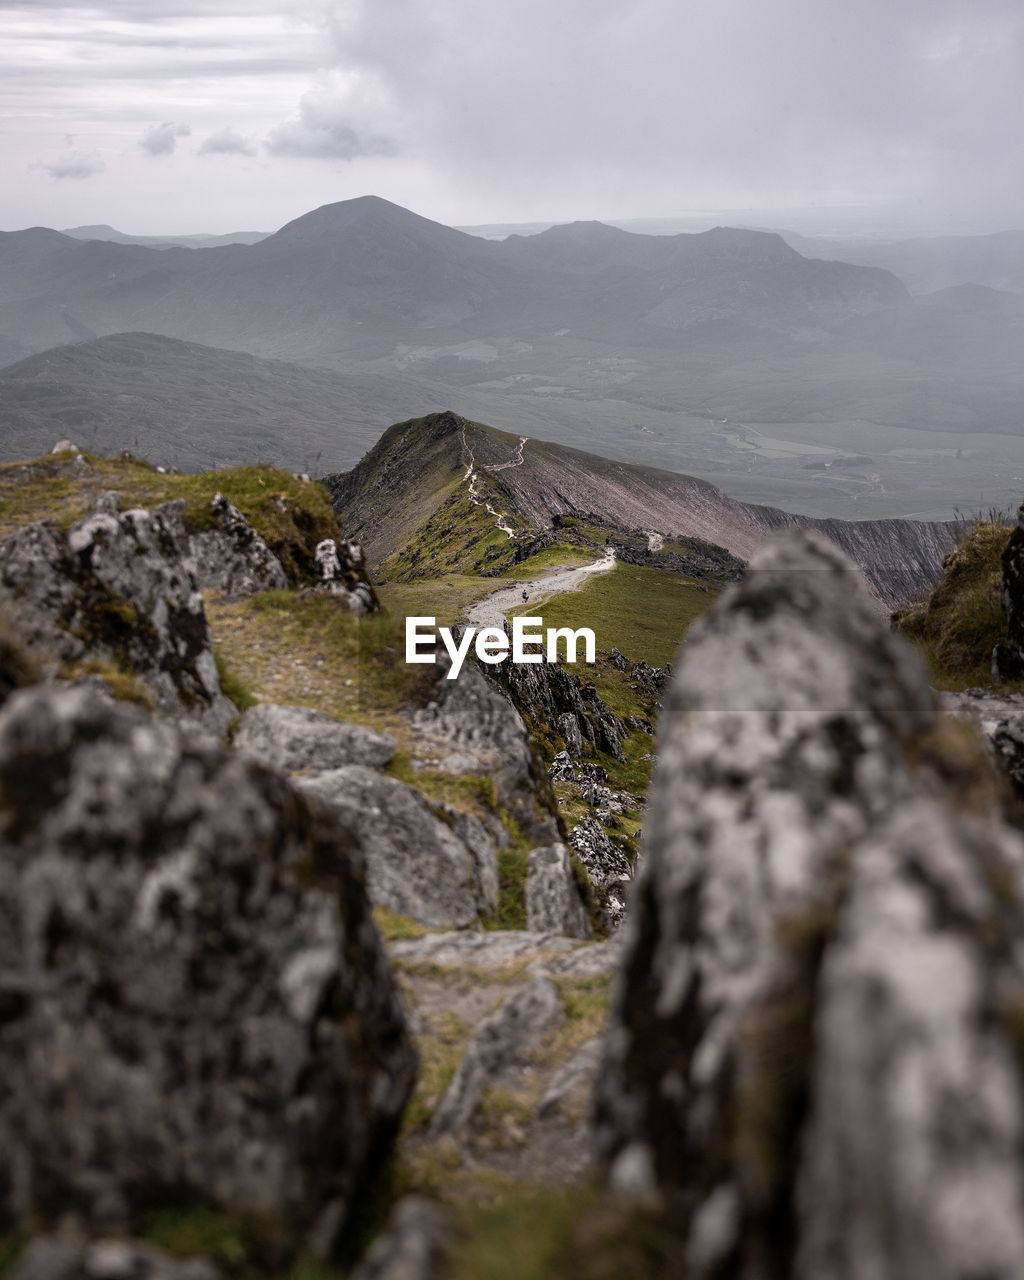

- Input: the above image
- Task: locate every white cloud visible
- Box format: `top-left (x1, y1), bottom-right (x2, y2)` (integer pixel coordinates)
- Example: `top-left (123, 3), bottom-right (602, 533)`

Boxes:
top-left (37, 148), bottom-right (105, 180)
top-left (199, 127), bottom-right (258, 157)
top-left (265, 74), bottom-right (397, 160)
top-left (140, 121), bottom-right (191, 156)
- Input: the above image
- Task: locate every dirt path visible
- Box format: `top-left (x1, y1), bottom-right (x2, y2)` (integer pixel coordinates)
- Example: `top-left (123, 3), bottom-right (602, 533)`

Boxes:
top-left (460, 427), bottom-right (527, 540)
top-left (465, 549), bottom-right (616, 629)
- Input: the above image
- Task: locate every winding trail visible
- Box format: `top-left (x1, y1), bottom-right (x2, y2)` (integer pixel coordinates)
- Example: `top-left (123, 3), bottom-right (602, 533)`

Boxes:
top-left (460, 427), bottom-right (528, 540)
top-left (465, 548), bottom-right (616, 630)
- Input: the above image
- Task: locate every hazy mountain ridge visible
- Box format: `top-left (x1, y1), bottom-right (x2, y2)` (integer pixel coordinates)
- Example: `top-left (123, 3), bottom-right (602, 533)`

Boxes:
top-left (6, 195), bottom-right (1024, 520)
top-left (327, 411), bottom-right (962, 608)
top-left (783, 227), bottom-right (1024, 295)
top-left (0, 332), bottom-right (506, 473)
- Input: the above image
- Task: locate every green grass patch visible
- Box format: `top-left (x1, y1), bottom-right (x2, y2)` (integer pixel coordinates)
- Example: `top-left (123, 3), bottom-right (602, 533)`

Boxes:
top-left (143, 1207), bottom-right (252, 1267)
top-left (376, 575), bottom-right (511, 628)
top-left (482, 845), bottom-right (531, 930)
top-left (0, 451), bottom-right (338, 584)
top-left (510, 563), bottom-right (715, 669)
top-left (213, 646), bottom-right (258, 711)
top-left (373, 906), bottom-right (430, 941)
top-left (444, 1185), bottom-right (678, 1280)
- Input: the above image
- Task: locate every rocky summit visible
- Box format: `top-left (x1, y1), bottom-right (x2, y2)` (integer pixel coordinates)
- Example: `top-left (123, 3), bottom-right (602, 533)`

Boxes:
top-left (2, 437), bottom-right (1024, 1279)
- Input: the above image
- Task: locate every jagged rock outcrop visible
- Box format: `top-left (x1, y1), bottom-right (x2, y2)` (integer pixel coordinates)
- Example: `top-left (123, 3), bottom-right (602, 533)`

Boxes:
top-left (525, 843), bottom-right (593, 939)
top-left (296, 764), bottom-right (498, 928)
top-left (595, 530), bottom-right (1024, 1279)
top-left (234, 703), bottom-right (395, 774)
top-left (412, 658), bottom-right (561, 845)
top-left (497, 652), bottom-right (629, 764)
top-left (182, 493), bottom-right (288, 597)
top-left (0, 502), bottom-right (232, 730)
top-left (0, 685), bottom-right (415, 1253)
top-left (307, 537), bottom-right (379, 613)
top-left (568, 818), bottom-right (632, 928)
top-left (993, 503), bottom-right (1024, 679)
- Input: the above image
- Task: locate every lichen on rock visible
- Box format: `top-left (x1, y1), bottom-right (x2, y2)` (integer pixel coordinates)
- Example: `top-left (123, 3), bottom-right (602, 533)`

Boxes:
top-left (595, 530), bottom-right (1024, 1278)
top-left (0, 684), bottom-right (415, 1256)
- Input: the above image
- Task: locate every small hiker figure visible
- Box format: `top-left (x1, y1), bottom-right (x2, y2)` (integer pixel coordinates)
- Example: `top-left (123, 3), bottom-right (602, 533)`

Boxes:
top-left (522, 589), bottom-right (529, 603)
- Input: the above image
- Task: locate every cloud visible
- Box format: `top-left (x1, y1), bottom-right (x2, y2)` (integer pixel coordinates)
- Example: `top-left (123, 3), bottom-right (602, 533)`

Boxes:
top-left (140, 121), bottom-right (191, 156)
top-left (199, 127), bottom-right (258, 157)
top-left (265, 76), bottom-right (397, 160)
top-left (306, 0), bottom-right (1024, 221)
top-left (38, 149), bottom-right (105, 180)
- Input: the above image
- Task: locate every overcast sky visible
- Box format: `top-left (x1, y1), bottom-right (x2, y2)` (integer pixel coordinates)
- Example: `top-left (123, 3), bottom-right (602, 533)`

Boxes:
top-left (2, 0), bottom-right (1023, 235)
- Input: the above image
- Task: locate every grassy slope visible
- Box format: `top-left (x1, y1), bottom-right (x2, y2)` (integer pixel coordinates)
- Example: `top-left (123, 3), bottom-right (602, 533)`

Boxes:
top-left (512, 562), bottom-right (714, 669)
top-left (894, 519), bottom-right (1020, 690)
top-left (0, 451), bottom-right (338, 582)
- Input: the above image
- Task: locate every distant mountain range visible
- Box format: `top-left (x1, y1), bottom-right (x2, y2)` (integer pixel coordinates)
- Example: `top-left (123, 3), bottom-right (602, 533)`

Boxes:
top-left (61, 224), bottom-right (270, 250)
top-left (0, 197), bottom-right (1018, 441)
top-left (4, 195), bottom-right (1024, 520)
top-left (779, 229), bottom-right (1024, 297)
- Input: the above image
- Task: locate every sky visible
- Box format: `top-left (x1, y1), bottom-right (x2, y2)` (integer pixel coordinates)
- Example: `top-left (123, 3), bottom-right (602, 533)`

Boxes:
top-left (2, 0), bottom-right (1023, 235)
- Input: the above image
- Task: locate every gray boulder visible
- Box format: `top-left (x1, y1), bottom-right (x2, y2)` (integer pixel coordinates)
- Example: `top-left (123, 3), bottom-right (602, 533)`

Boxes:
top-left (412, 658), bottom-right (561, 845)
top-left (0, 503), bottom-right (232, 730)
top-left (234, 703), bottom-right (395, 774)
top-left (296, 765), bottom-right (498, 928)
top-left (595, 530), bottom-right (1024, 1279)
top-left (429, 976), bottom-right (564, 1137)
top-left (0, 685), bottom-right (415, 1252)
top-left (525, 843), bottom-right (593, 939)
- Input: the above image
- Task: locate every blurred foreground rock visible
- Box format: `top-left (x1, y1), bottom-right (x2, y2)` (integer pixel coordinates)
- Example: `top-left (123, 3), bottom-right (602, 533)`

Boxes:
top-left (596, 530), bottom-right (1024, 1279)
top-left (0, 685), bottom-right (414, 1255)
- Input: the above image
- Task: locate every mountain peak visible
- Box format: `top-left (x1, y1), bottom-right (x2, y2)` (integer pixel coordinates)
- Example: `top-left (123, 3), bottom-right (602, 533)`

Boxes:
top-left (267, 196), bottom-right (471, 248)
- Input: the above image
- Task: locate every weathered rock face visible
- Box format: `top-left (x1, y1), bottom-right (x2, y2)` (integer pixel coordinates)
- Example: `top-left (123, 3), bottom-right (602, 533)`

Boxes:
top-left (296, 764), bottom-right (498, 928)
top-left (0, 502), bottom-right (232, 730)
top-left (307, 537), bottom-right (379, 614)
top-left (568, 817), bottom-right (632, 929)
top-left (0, 686), bottom-right (415, 1252)
top-left (497, 652), bottom-right (629, 764)
top-left (942, 688), bottom-right (1024, 802)
top-left (525, 843), bottom-right (593, 939)
top-left (182, 493), bottom-right (288, 597)
top-left (234, 703), bottom-right (396, 774)
top-left (412, 658), bottom-right (562, 846)
top-left (994, 503), bottom-right (1024, 679)
top-left (595, 530), bottom-right (1024, 1279)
